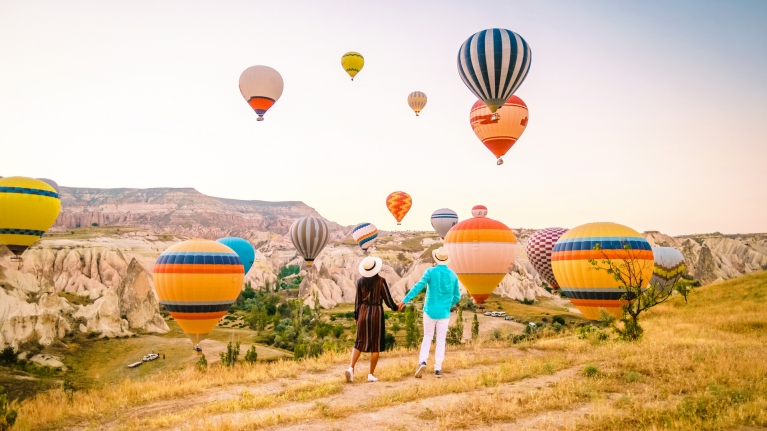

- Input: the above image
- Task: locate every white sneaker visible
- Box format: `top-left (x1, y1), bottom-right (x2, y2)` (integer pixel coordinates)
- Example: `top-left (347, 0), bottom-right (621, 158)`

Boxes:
top-left (367, 374), bottom-right (379, 382)
top-left (345, 367), bottom-right (354, 383)
top-left (415, 362), bottom-right (427, 378)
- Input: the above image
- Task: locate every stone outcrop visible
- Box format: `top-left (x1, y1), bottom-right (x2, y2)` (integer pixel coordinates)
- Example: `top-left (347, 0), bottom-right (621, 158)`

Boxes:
top-left (116, 259), bottom-right (169, 334)
top-left (0, 293), bottom-right (73, 348)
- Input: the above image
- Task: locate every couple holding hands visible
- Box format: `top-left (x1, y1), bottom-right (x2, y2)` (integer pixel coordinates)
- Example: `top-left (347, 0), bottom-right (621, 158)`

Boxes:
top-left (345, 247), bottom-right (460, 383)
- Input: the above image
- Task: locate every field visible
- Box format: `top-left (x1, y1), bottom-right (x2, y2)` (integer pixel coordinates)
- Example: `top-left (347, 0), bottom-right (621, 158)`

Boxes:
top-left (6, 270), bottom-right (766, 430)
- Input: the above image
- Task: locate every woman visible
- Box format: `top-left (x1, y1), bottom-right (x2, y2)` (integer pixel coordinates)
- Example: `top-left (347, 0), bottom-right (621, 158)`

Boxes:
top-left (346, 256), bottom-right (399, 383)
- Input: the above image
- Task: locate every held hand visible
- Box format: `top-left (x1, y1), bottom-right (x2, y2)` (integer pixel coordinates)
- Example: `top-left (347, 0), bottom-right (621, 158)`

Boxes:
top-left (397, 302), bottom-right (405, 312)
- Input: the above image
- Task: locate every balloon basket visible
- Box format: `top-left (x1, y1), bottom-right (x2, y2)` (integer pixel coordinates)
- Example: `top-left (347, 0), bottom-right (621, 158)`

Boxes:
top-left (497, 158), bottom-right (504, 166)
top-left (256, 117), bottom-right (264, 121)
top-left (9, 256), bottom-right (21, 262)
top-left (491, 113), bottom-right (500, 121)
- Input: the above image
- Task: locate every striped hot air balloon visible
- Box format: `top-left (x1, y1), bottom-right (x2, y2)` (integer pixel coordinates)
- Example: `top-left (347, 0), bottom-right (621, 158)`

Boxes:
top-left (407, 91), bottom-right (427, 116)
top-left (457, 28), bottom-right (532, 120)
top-left (154, 239), bottom-right (244, 345)
top-left (551, 222), bottom-right (654, 320)
top-left (352, 222), bottom-right (378, 251)
top-left (239, 65), bottom-right (284, 121)
top-left (0, 177), bottom-right (61, 259)
top-left (290, 216), bottom-right (330, 265)
top-left (386, 192), bottom-right (412, 225)
top-left (525, 227), bottom-right (568, 290)
top-left (470, 96), bottom-right (529, 165)
top-left (430, 208), bottom-right (458, 239)
top-left (651, 247), bottom-right (686, 292)
top-left (341, 52), bottom-right (364, 80)
top-left (444, 208), bottom-right (517, 304)
top-left (471, 205), bottom-right (488, 218)
top-left (216, 237), bottom-right (255, 275)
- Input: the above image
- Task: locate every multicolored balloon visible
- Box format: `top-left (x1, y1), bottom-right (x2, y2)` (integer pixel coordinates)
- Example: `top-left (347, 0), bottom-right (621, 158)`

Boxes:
top-left (525, 227), bottom-right (568, 290)
top-left (651, 247), bottom-right (686, 291)
top-left (386, 191), bottom-right (412, 225)
top-left (341, 52), bottom-right (364, 80)
top-left (239, 65), bottom-right (284, 121)
top-left (430, 208), bottom-right (458, 239)
top-left (470, 96), bottom-right (529, 165)
top-left (457, 28), bottom-right (532, 120)
top-left (154, 239), bottom-right (244, 344)
top-left (290, 216), bottom-right (330, 265)
top-left (352, 222), bottom-right (378, 251)
top-left (216, 237), bottom-right (255, 275)
top-left (407, 91), bottom-right (427, 116)
top-left (0, 177), bottom-right (61, 258)
top-left (471, 205), bottom-right (488, 218)
top-left (551, 222), bottom-right (654, 320)
top-left (444, 208), bottom-right (517, 304)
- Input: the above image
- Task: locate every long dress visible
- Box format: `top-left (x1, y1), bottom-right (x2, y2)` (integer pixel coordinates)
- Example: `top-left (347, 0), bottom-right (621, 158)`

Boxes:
top-left (354, 274), bottom-right (398, 353)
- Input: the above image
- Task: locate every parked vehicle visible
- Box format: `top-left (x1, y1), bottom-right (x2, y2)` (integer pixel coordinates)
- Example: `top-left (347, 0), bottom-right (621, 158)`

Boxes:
top-left (484, 311), bottom-right (492, 316)
top-left (497, 311), bottom-right (507, 316)
top-left (142, 353), bottom-right (159, 362)
top-left (504, 316), bottom-right (514, 321)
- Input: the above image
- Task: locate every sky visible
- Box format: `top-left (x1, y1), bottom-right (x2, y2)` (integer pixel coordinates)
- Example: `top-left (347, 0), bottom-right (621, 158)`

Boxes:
top-left (1, 0), bottom-right (766, 235)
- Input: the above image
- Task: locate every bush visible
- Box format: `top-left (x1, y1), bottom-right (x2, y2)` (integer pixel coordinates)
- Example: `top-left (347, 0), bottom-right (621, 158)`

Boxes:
top-left (195, 354), bottom-right (208, 373)
top-left (520, 298), bottom-right (534, 305)
top-left (384, 333), bottom-right (396, 351)
top-left (294, 343), bottom-right (308, 360)
top-left (583, 364), bottom-right (600, 377)
top-left (490, 328), bottom-right (503, 340)
top-left (332, 324), bottom-right (344, 338)
top-left (315, 323), bottom-right (332, 339)
top-left (62, 378), bottom-right (76, 401)
top-left (244, 345), bottom-right (258, 364)
top-left (552, 315), bottom-right (566, 325)
top-left (0, 386), bottom-right (17, 430)
top-left (0, 347), bottom-right (16, 365)
top-left (219, 341), bottom-right (240, 367)
top-left (625, 371), bottom-right (642, 383)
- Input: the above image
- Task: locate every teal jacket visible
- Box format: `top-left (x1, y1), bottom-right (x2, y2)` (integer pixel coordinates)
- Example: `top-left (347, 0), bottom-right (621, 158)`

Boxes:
top-left (402, 264), bottom-right (460, 320)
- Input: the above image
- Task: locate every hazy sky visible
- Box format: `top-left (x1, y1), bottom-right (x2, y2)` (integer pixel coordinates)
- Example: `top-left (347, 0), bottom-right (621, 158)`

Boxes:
top-left (1, 0), bottom-right (766, 235)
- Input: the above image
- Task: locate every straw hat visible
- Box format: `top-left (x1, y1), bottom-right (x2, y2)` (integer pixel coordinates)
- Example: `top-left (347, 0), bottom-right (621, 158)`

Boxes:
top-left (432, 247), bottom-right (449, 265)
top-left (358, 256), bottom-right (383, 277)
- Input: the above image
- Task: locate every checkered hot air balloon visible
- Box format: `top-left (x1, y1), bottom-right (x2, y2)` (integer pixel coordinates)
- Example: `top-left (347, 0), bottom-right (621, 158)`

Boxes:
top-left (407, 91), bottom-right (427, 116)
top-left (551, 222), bottom-right (654, 320)
top-left (457, 28), bottom-right (532, 120)
top-left (444, 208), bottom-right (517, 304)
top-left (352, 222), bottom-right (378, 251)
top-left (651, 247), bottom-right (686, 292)
top-left (154, 240), bottom-right (244, 345)
top-left (290, 216), bottom-right (330, 265)
top-left (386, 192), bottom-right (412, 225)
top-left (239, 65), bottom-right (284, 121)
top-left (0, 177), bottom-right (61, 261)
top-left (525, 227), bottom-right (568, 290)
top-left (470, 96), bottom-right (529, 165)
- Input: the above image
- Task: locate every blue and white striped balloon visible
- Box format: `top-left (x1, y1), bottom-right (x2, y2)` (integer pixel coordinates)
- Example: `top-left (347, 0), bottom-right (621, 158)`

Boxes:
top-left (457, 28), bottom-right (532, 115)
top-left (430, 208), bottom-right (459, 239)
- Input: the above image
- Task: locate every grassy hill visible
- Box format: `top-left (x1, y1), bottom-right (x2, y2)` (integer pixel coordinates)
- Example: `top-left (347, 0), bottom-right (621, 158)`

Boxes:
top-left (7, 271), bottom-right (767, 430)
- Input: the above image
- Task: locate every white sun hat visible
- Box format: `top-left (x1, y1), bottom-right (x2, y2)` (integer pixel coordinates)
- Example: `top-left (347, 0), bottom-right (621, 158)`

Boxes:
top-left (432, 247), bottom-right (449, 265)
top-left (358, 256), bottom-right (383, 278)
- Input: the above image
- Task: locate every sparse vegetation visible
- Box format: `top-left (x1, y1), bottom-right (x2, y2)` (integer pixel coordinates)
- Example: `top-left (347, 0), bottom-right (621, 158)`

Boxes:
top-left (0, 386), bottom-right (17, 431)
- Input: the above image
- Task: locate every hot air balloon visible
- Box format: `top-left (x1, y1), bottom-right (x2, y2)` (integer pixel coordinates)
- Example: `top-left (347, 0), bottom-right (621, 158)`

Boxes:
top-left (526, 227), bottom-right (568, 290)
top-left (651, 247), bottom-right (686, 292)
top-left (407, 91), bottom-right (427, 116)
top-left (217, 237), bottom-right (255, 276)
top-left (154, 239), bottom-right (244, 345)
top-left (430, 208), bottom-right (458, 239)
top-left (471, 205), bottom-right (488, 218)
top-left (239, 65), bottom-right (284, 121)
top-left (457, 28), bottom-right (532, 120)
top-left (290, 216), bottom-right (330, 265)
top-left (444, 207), bottom-right (517, 304)
top-left (352, 222), bottom-right (378, 251)
top-left (551, 222), bottom-right (654, 320)
top-left (470, 96), bottom-right (529, 165)
top-left (386, 192), bottom-right (412, 225)
top-left (36, 178), bottom-right (60, 193)
top-left (0, 177), bottom-right (61, 260)
top-left (341, 52), bottom-right (364, 80)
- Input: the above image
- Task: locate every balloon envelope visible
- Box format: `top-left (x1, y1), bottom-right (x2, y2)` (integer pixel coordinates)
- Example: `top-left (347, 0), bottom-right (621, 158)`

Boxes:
top-left (651, 247), bottom-right (686, 291)
top-left (36, 178), bottom-right (60, 193)
top-left (444, 209), bottom-right (516, 304)
top-left (341, 52), bottom-right (364, 80)
top-left (154, 239), bottom-right (244, 344)
top-left (216, 237), bottom-right (255, 275)
top-left (239, 65), bottom-right (284, 121)
top-left (526, 227), bottom-right (568, 289)
top-left (352, 223), bottom-right (378, 250)
top-left (471, 205), bottom-right (487, 218)
top-left (386, 192), bottom-right (412, 225)
top-left (0, 177), bottom-right (61, 256)
top-left (551, 222), bottom-right (654, 320)
top-left (290, 216), bottom-right (330, 265)
top-left (470, 96), bottom-right (528, 164)
top-left (430, 208), bottom-right (458, 239)
top-left (457, 28), bottom-right (532, 113)
top-left (407, 91), bottom-right (427, 116)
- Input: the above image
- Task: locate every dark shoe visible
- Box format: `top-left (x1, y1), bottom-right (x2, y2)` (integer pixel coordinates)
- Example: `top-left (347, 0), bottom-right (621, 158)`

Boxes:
top-left (435, 370), bottom-right (443, 378)
top-left (415, 362), bottom-right (427, 378)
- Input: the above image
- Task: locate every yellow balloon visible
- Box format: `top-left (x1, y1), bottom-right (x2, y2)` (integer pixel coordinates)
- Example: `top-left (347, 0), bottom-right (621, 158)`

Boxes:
top-left (341, 52), bottom-right (364, 80)
top-left (0, 177), bottom-right (61, 257)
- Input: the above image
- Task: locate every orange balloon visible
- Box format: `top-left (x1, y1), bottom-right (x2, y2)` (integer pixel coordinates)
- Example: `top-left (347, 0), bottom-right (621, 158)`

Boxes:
top-left (470, 95), bottom-right (529, 165)
top-left (386, 191), bottom-right (412, 225)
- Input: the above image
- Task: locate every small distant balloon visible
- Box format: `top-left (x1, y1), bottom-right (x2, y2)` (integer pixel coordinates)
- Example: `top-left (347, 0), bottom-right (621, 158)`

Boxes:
top-left (386, 192), bottom-right (412, 225)
top-left (407, 91), bottom-right (427, 116)
top-left (352, 222), bottom-right (378, 251)
top-left (239, 65), bottom-right (284, 121)
top-left (290, 216), bottom-right (330, 265)
top-left (430, 208), bottom-right (458, 239)
top-left (36, 178), bottom-right (60, 193)
top-left (471, 205), bottom-right (488, 218)
top-left (341, 52), bottom-right (364, 81)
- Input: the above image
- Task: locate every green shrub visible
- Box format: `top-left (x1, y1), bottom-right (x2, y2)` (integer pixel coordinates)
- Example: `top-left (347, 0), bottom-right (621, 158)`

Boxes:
top-left (244, 345), bottom-right (258, 364)
top-left (0, 347), bottom-right (16, 365)
top-left (195, 354), bottom-right (208, 373)
top-left (332, 324), bottom-right (344, 338)
top-left (552, 315), bottom-right (566, 325)
top-left (625, 371), bottom-right (642, 383)
top-left (583, 364), bottom-right (599, 377)
top-left (0, 386), bottom-right (17, 430)
top-left (384, 333), bottom-right (396, 351)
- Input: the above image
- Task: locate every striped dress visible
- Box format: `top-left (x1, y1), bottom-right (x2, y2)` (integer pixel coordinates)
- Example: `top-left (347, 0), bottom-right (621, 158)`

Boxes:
top-left (354, 275), bottom-right (398, 353)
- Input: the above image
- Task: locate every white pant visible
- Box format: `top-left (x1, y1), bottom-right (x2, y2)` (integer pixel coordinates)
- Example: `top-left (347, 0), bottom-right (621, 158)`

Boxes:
top-left (419, 314), bottom-right (450, 370)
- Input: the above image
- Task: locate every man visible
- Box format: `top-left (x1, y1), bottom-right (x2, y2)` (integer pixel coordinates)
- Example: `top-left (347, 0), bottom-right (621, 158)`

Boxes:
top-left (398, 247), bottom-right (460, 378)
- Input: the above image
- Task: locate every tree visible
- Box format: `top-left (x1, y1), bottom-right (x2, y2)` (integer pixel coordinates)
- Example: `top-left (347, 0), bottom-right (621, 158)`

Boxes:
top-left (0, 348), bottom-right (16, 365)
top-left (244, 345), bottom-right (258, 364)
top-left (472, 313), bottom-right (479, 340)
top-left (446, 307), bottom-right (464, 345)
top-left (0, 386), bottom-right (17, 431)
top-left (219, 341), bottom-right (241, 367)
top-left (62, 378), bottom-right (76, 401)
top-left (312, 291), bottom-right (323, 321)
top-left (404, 305), bottom-right (421, 349)
top-left (195, 354), bottom-right (208, 373)
top-left (588, 241), bottom-right (676, 341)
